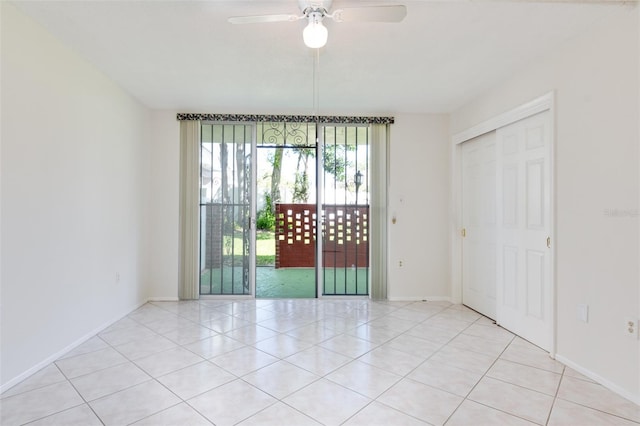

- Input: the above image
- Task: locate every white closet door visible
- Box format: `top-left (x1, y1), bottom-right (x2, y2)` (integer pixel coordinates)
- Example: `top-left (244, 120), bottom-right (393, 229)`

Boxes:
top-left (496, 110), bottom-right (552, 350)
top-left (462, 132), bottom-right (497, 319)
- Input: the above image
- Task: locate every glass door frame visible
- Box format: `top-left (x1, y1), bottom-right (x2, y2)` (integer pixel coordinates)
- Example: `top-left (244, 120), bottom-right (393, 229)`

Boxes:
top-left (316, 123), bottom-right (371, 299)
top-left (316, 126), bottom-right (324, 299)
top-left (198, 121), bottom-right (257, 298)
top-left (249, 123), bottom-right (257, 298)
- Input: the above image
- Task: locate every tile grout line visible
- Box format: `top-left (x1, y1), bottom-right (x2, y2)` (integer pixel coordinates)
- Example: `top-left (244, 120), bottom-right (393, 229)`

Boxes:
top-left (342, 305), bottom-right (489, 425)
top-left (544, 366), bottom-right (566, 425)
top-left (441, 316), bottom-right (519, 425)
top-left (321, 303), bottom-right (468, 425)
top-left (33, 360), bottom-right (105, 426)
top-left (551, 374), bottom-right (640, 424)
top-left (6, 300), bottom-right (636, 425)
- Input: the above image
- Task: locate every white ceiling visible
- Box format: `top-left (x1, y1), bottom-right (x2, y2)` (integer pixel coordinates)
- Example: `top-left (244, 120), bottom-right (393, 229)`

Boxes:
top-left (11, 0), bottom-right (636, 115)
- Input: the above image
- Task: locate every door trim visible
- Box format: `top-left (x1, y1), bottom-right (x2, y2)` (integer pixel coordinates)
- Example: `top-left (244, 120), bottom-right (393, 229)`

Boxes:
top-left (452, 93), bottom-right (554, 144)
top-left (450, 91), bottom-right (556, 357)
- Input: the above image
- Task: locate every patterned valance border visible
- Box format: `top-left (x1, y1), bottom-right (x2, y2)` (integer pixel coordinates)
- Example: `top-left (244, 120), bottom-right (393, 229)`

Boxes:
top-left (176, 113), bottom-right (394, 125)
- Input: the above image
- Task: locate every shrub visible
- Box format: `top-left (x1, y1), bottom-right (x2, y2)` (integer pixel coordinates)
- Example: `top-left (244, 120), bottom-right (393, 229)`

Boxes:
top-left (256, 193), bottom-right (275, 230)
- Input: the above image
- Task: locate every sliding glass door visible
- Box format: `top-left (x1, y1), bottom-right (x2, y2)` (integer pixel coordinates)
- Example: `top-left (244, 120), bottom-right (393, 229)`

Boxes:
top-left (320, 125), bottom-right (370, 296)
top-left (199, 123), bottom-right (253, 295)
top-left (198, 120), bottom-right (370, 298)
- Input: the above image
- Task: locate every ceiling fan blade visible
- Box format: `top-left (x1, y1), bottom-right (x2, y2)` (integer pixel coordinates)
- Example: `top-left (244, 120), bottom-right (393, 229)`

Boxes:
top-left (228, 14), bottom-right (301, 24)
top-left (331, 5), bottom-right (407, 23)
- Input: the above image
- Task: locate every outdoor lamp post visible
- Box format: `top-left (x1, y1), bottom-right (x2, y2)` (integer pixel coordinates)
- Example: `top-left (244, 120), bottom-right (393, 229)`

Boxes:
top-left (354, 170), bottom-right (363, 205)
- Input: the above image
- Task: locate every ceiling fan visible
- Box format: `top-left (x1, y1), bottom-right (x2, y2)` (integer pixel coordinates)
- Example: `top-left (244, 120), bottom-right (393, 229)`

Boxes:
top-left (228, 0), bottom-right (407, 48)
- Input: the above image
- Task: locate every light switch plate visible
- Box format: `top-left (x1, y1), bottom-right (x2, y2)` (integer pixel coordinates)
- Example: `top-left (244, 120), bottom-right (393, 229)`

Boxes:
top-left (577, 304), bottom-right (588, 323)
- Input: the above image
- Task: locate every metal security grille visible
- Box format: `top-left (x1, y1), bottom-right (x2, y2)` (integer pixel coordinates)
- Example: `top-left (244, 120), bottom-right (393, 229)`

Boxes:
top-left (199, 123), bottom-right (252, 295)
top-left (321, 125), bottom-right (370, 296)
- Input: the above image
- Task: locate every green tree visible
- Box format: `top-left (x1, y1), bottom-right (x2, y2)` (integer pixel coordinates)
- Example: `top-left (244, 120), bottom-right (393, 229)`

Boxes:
top-left (292, 145), bottom-right (314, 202)
top-left (269, 147), bottom-right (283, 210)
top-left (323, 143), bottom-right (353, 184)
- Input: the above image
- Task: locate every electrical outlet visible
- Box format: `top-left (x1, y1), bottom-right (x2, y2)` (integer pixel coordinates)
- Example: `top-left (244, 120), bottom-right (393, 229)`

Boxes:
top-left (625, 318), bottom-right (638, 339)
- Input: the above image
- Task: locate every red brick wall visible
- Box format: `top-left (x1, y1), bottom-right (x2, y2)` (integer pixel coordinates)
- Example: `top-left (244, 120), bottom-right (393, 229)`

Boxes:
top-left (275, 203), bottom-right (369, 268)
top-left (275, 204), bottom-right (316, 268)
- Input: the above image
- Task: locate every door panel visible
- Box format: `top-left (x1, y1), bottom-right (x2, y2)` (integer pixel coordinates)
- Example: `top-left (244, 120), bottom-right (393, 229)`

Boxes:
top-left (503, 166), bottom-right (518, 227)
top-left (502, 246), bottom-right (518, 309)
top-left (496, 110), bottom-right (552, 350)
top-left (526, 249), bottom-right (545, 319)
top-left (526, 160), bottom-right (545, 228)
top-left (320, 125), bottom-right (370, 296)
top-left (462, 132), bottom-right (497, 319)
top-left (199, 123), bottom-right (254, 296)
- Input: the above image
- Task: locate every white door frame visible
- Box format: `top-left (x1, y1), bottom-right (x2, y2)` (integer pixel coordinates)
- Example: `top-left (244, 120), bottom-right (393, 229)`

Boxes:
top-left (450, 91), bottom-right (557, 357)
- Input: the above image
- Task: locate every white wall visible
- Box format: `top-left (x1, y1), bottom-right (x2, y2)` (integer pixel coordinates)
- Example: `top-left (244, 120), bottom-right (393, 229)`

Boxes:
top-left (146, 111), bottom-right (180, 300)
top-left (451, 8), bottom-right (639, 402)
top-left (388, 114), bottom-right (451, 300)
top-left (0, 3), bottom-right (151, 389)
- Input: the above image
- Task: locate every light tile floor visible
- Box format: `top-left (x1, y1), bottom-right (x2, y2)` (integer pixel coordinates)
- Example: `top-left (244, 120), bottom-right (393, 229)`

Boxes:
top-left (2, 299), bottom-right (639, 425)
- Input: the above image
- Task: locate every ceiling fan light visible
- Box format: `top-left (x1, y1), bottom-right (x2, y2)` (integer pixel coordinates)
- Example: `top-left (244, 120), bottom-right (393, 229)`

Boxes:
top-left (303, 15), bottom-right (328, 48)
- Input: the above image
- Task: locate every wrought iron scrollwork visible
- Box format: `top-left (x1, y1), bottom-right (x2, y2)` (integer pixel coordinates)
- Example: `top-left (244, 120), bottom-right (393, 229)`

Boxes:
top-left (259, 122), bottom-right (315, 146)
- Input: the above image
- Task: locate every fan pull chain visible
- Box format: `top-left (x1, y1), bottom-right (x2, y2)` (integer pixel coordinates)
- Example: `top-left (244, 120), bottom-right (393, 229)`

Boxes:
top-left (313, 48), bottom-right (320, 121)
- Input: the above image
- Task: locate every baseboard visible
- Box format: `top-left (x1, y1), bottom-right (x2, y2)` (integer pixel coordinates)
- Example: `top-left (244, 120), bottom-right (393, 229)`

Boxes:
top-left (555, 354), bottom-right (640, 405)
top-left (387, 296), bottom-right (452, 302)
top-left (147, 297), bottom-right (180, 302)
top-left (0, 298), bottom-right (148, 394)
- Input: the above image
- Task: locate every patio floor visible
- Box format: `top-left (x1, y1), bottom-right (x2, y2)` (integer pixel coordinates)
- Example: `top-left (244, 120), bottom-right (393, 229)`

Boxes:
top-left (200, 267), bottom-right (369, 298)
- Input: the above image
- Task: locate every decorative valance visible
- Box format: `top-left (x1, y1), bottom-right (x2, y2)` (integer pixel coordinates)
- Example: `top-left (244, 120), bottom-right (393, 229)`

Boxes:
top-left (176, 113), bottom-right (394, 125)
